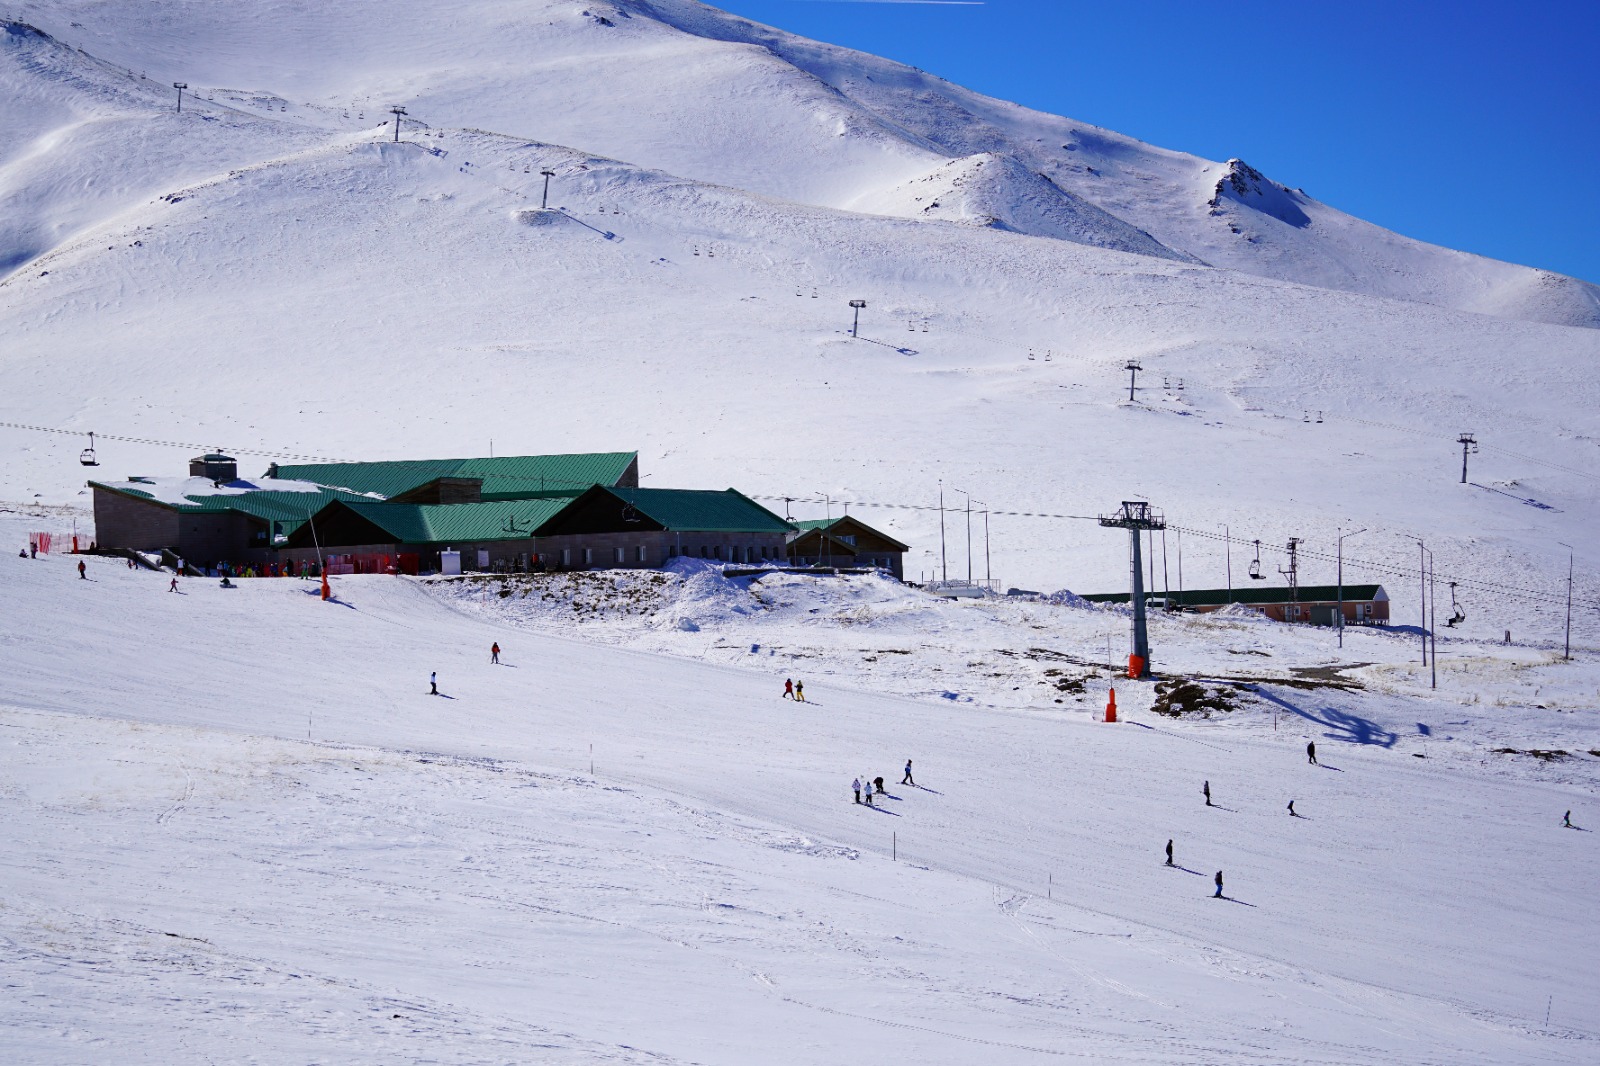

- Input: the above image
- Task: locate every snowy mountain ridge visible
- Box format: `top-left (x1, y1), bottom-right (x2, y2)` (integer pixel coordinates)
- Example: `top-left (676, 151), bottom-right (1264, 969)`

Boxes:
top-left (5, 0), bottom-right (1600, 327)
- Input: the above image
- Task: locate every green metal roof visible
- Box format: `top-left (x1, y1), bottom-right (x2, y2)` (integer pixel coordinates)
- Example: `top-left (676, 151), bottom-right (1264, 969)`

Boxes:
top-left (339, 498), bottom-right (575, 545)
top-left (1080, 584), bottom-right (1386, 607)
top-left (272, 452), bottom-right (637, 500)
top-left (90, 479), bottom-right (369, 535)
top-left (607, 488), bottom-right (795, 534)
top-left (789, 516), bottom-right (909, 550)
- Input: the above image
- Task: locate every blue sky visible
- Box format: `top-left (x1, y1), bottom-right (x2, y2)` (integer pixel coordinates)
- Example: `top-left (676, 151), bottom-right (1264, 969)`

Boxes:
top-left (714, 0), bottom-right (1600, 284)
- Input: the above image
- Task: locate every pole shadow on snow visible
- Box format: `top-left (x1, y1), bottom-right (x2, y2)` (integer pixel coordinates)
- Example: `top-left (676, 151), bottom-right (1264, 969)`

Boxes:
top-left (855, 335), bottom-right (919, 356)
top-left (1251, 687), bottom-right (1396, 749)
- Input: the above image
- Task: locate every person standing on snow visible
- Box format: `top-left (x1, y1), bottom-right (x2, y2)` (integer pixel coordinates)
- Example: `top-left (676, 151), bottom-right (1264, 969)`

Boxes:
top-left (77, 559), bottom-right (86, 580)
top-left (1307, 741), bottom-right (1318, 765)
top-left (490, 642), bottom-right (500, 664)
top-left (794, 680), bottom-right (806, 702)
top-left (1564, 810), bottom-right (1573, 828)
top-left (873, 776), bottom-right (885, 795)
top-left (168, 577), bottom-right (178, 593)
top-left (852, 777), bottom-right (862, 804)
top-left (901, 760), bottom-right (914, 786)
top-left (1287, 799), bottom-right (1297, 817)
top-left (782, 679), bottom-right (794, 699)
top-left (1203, 780), bottom-right (1212, 807)
top-left (1213, 871), bottom-right (1224, 898)
top-left (864, 779), bottom-right (874, 806)
top-left (430, 671), bottom-right (438, 695)
top-left (1165, 839), bottom-right (1174, 867)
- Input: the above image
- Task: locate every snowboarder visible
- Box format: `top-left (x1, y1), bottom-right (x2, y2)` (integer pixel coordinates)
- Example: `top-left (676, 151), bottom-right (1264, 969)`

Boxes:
top-left (18, 548), bottom-right (25, 558)
top-left (852, 777), bottom-right (862, 804)
top-left (1214, 870), bottom-right (1224, 898)
top-left (873, 776), bottom-right (885, 794)
top-left (430, 671), bottom-right (438, 695)
top-left (1165, 839), bottom-right (1174, 867)
top-left (168, 577), bottom-right (178, 592)
top-left (782, 678), bottom-right (794, 699)
top-left (1564, 810), bottom-right (1573, 828)
top-left (490, 642), bottom-right (500, 664)
top-left (220, 575), bottom-right (233, 588)
top-left (901, 760), bottom-right (914, 786)
top-left (1287, 799), bottom-right (1297, 817)
top-left (794, 680), bottom-right (806, 702)
top-left (1307, 741), bottom-right (1318, 765)
top-left (77, 559), bottom-right (86, 579)
top-left (1203, 780), bottom-right (1212, 807)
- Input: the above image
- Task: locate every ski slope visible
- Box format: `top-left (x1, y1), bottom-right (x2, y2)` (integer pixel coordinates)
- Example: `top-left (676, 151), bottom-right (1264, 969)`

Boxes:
top-left (3, 536), bottom-right (1597, 1063)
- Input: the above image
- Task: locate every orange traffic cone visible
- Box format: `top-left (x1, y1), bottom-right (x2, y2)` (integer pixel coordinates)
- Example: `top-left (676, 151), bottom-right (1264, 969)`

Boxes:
top-left (1105, 687), bottom-right (1118, 723)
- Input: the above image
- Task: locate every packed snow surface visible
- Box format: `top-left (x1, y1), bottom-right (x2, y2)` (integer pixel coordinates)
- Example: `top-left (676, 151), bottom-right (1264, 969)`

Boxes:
top-left (3, 525), bottom-right (1598, 1062)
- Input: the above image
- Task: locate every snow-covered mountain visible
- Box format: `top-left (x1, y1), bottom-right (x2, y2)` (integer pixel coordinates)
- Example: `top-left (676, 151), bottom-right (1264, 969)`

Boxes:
top-left (7, 0), bottom-right (1597, 326)
top-left (1, 0), bottom-right (1596, 636)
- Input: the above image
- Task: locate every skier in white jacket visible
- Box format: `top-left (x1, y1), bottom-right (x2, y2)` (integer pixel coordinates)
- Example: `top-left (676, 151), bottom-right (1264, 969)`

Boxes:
top-left (852, 778), bottom-right (862, 804)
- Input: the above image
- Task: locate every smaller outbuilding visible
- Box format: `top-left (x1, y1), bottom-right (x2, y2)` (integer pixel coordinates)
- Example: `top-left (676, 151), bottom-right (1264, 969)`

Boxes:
top-left (785, 515), bottom-right (908, 578)
top-left (1079, 585), bottom-right (1389, 625)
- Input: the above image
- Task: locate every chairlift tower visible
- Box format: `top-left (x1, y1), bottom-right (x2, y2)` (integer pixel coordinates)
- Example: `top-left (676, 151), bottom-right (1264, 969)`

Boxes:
top-left (389, 106), bottom-right (407, 142)
top-left (1099, 501), bottom-right (1165, 678)
top-left (849, 299), bottom-right (867, 338)
top-left (173, 82), bottom-right (187, 113)
top-left (1457, 433), bottom-right (1477, 484)
top-left (1279, 537), bottom-right (1302, 607)
top-left (1124, 360), bottom-right (1142, 403)
top-left (540, 169), bottom-right (555, 209)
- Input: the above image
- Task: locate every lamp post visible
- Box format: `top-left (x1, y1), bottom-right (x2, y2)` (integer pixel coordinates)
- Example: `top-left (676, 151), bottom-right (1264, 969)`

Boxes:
top-left (849, 299), bottom-right (867, 338)
top-left (1336, 527), bottom-right (1366, 649)
top-left (1559, 542), bottom-right (1574, 661)
top-left (1219, 523), bottom-right (1231, 604)
top-left (952, 487), bottom-right (975, 585)
top-left (540, 169), bottom-right (555, 209)
top-left (173, 82), bottom-right (187, 113)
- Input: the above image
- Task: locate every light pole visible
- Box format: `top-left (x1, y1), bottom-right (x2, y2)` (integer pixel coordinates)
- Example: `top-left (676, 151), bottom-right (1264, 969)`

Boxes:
top-left (1336, 527), bottom-right (1366, 649)
top-left (983, 507), bottom-right (991, 589)
top-left (952, 488), bottom-right (973, 584)
top-left (173, 82), bottom-right (187, 113)
top-left (389, 106), bottom-right (407, 142)
top-left (818, 493), bottom-right (832, 569)
top-left (849, 299), bottom-right (867, 338)
top-left (1559, 542), bottom-right (1574, 661)
top-left (937, 480), bottom-right (947, 584)
top-left (1124, 360), bottom-right (1141, 402)
top-left (1219, 523), bottom-right (1231, 604)
top-left (1409, 536), bottom-right (1428, 666)
top-left (540, 169), bottom-right (555, 209)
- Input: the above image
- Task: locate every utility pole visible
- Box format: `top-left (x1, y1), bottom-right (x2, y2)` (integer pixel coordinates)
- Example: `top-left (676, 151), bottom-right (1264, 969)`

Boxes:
top-left (1336, 528), bottom-right (1366, 648)
top-left (389, 106), bottom-right (407, 142)
top-left (983, 508), bottom-right (991, 589)
top-left (938, 480), bottom-right (947, 584)
top-left (1426, 547), bottom-right (1437, 689)
top-left (1457, 433), bottom-right (1477, 483)
top-left (173, 82), bottom-right (187, 113)
top-left (540, 169), bottom-right (555, 209)
top-left (1420, 534), bottom-right (1433, 659)
top-left (1219, 524), bottom-right (1231, 604)
top-left (950, 488), bottom-right (973, 584)
top-left (1124, 360), bottom-right (1142, 403)
top-left (1279, 538), bottom-right (1302, 614)
top-left (1559, 542), bottom-right (1574, 661)
top-left (1099, 501), bottom-right (1166, 678)
top-left (849, 299), bottom-right (867, 338)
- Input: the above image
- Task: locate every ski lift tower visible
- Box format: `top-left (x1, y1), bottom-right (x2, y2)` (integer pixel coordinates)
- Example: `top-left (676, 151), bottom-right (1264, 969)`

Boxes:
top-left (1099, 501), bottom-right (1165, 678)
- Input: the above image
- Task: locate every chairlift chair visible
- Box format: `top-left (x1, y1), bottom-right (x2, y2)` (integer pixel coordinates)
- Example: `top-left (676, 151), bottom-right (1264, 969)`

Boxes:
top-left (79, 432), bottom-right (99, 467)
top-left (1248, 539), bottom-right (1265, 580)
top-left (1446, 582), bottom-right (1465, 627)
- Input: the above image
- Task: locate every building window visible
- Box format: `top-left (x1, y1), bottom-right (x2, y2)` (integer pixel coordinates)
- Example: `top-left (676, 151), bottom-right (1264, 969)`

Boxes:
top-left (614, 546), bottom-right (624, 564)
top-left (561, 548), bottom-right (571, 566)
top-left (841, 534), bottom-right (856, 545)
top-left (636, 544), bottom-right (647, 563)
top-left (583, 548), bottom-right (593, 566)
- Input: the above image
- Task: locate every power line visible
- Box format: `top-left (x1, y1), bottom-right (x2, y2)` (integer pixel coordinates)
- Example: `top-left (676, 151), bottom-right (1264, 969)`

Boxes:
top-left (0, 421), bottom-right (351, 464)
